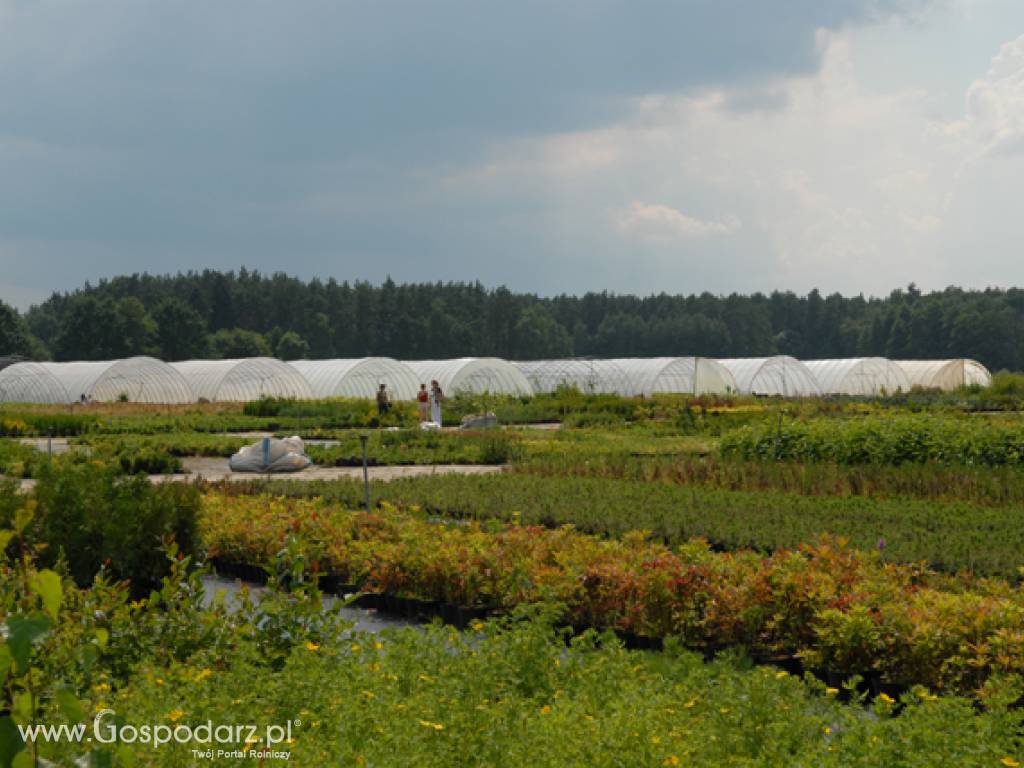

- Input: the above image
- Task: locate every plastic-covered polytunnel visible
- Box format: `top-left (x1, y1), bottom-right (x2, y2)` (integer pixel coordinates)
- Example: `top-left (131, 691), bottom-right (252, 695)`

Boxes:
top-left (607, 357), bottom-right (737, 396)
top-left (171, 358), bottom-right (313, 402)
top-left (894, 359), bottom-right (993, 391)
top-left (289, 358), bottom-right (420, 400)
top-left (404, 358), bottom-right (534, 396)
top-left (514, 359), bottom-right (632, 395)
top-left (0, 362), bottom-right (72, 403)
top-left (718, 357), bottom-right (822, 397)
top-left (803, 358), bottom-right (911, 396)
top-left (0, 356), bottom-right (23, 373)
top-left (0, 357), bottom-right (195, 404)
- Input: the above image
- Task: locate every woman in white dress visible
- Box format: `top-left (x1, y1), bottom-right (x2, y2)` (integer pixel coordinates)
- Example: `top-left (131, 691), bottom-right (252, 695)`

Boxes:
top-left (430, 380), bottom-right (444, 425)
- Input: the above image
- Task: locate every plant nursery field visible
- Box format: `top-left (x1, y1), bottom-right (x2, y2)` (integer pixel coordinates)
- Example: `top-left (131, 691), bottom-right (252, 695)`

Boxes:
top-left (1, 388), bottom-right (1024, 765)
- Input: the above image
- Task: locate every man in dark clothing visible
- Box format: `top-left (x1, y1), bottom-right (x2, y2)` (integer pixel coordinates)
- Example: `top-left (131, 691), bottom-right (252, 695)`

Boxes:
top-left (376, 383), bottom-right (390, 418)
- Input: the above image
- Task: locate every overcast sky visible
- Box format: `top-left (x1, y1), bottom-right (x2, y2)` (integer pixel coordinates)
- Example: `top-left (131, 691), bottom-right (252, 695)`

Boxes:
top-left (2, 0), bottom-right (1024, 309)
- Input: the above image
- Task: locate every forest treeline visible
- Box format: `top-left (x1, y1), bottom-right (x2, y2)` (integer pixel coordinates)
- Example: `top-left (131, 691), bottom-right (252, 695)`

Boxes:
top-left (1, 270), bottom-right (1022, 371)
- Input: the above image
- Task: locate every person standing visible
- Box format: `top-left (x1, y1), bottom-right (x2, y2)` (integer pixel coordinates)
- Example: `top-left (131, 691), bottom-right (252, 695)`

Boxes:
top-left (375, 383), bottom-right (390, 419)
top-left (417, 383), bottom-right (429, 422)
top-left (430, 379), bottom-right (444, 425)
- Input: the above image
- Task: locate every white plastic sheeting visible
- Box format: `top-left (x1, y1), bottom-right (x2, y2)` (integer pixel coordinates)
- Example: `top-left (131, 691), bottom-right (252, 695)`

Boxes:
top-left (718, 356), bottom-right (822, 397)
top-left (894, 359), bottom-right (993, 391)
top-left (229, 436), bottom-right (312, 473)
top-left (607, 357), bottom-right (737, 396)
top-left (804, 358), bottom-right (911, 396)
top-left (0, 362), bottom-right (73, 404)
top-left (0, 357), bottom-right (194, 404)
top-left (514, 359), bottom-right (632, 395)
top-left (171, 358), bottom-right (313, 402)
top-left (289, 358), bottom-right (420, 400)
top-left (405, 358), bottom-right (534, 396)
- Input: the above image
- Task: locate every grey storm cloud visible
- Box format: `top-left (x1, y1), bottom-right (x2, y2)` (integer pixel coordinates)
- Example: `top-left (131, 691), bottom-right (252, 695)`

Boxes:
top-left (0, 0), bottom-right (940, 306)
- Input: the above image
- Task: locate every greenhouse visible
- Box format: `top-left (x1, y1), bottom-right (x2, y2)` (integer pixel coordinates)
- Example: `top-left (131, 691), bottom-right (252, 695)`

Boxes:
top-left (0, 356), bottom-right (24, 373)
top-left (171, 358), bottom-right (313, 402)
top-left (0, 357), bottom-right (195, 404)
top-left (894, 359), bottom-right (993, 391)
top-left (718, 356), bottom-right (822, 397)
top-left (803, 358), bottom-right (911, 396)
top-left (289, 358), bottom-right (420, 400)
top-left (404, 358), bottom-right (534, 396)
top-left (606, 357), bottom-right (737, 396)
top-left (514, 359), bottom-right (632, 395)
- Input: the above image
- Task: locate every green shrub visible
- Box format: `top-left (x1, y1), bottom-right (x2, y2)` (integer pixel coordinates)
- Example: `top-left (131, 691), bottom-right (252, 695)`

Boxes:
top-left (0, 411), bottom-right (97, 436)
top-left (480, 433), bottom-right (525, 464)
top-left (0, 438), bottom-right (46, 477)
top-left (2, 458), bottom-right (201, 595)
top-left (721, 413), bottom-right (1024, 467)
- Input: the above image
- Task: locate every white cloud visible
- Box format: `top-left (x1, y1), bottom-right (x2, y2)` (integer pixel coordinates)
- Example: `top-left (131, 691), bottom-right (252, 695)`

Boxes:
top-left (959, 34), bottom-right (1024, 156)
top-left (615, 202), bottom-right (740, 241)
top-left (439, 24), bottom-right (1024, 294)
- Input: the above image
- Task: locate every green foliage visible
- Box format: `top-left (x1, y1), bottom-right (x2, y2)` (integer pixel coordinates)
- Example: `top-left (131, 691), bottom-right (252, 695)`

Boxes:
top-left (0, 459), bottom-right (200, 594)
top-left (0, 301), bottom-right (45, 360)
top-left (260, 472), bottom-right (1024, 578)
top-left (25, 269), bottom-right (1024, 370)
top-left (523, 451), bottom-right (1024, 506)
top-left (152, 297), bottom-right (208, 360)
top-left (0, 412), bottom-right (97, 437)
top-left (243, 396), bottom-right (417, 427)
top-left (305, 429), bottom-right (525, 466)
top-left (274, 330), bottom-right (310, 359)
top-left (721, 413), bottom-right (1024, 467)
top-left (204, 494), bottom-right (1024, 693)
top-left (105, 616), bottom-right (1024, 767)
top-left (0, 441), bottom-right (45, 479)
top-left (0, 544), bottom-right (1016, 766)
top-left (209, 327), bottom-right (271, 358)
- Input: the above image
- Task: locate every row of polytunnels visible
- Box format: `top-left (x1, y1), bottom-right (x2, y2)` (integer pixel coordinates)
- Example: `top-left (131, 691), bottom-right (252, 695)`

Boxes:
top-left (0, 356), bottom-right (993, 404)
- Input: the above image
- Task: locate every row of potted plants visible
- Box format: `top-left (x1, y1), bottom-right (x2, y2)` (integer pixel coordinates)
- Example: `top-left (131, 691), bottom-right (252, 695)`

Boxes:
top-left (201, 493), bottom-right (1024, 695)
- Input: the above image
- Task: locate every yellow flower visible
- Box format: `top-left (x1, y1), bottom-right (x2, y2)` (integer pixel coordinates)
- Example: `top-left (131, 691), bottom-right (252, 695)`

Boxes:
top-left (540, 705), bottom-right (552, 715)
top-left (194, 668), bottom-right (213, 682)
top-left (470, 621), bottom-right (485, 631)
top-left (166, 710), bottom-right (185, 723)
top-left (878, 693), bottom-right (895, 705)
top-left (823, 726), bottom-right (831, 735)
top-left (418, 720), bottom-right (444, 731)
top-left (92, 682), bottom-right (111, 694)
top-left (683, 699), bottom-right (697, 709)
top-left (305, 641), bottom-right (320, 652)
top-left (374, 641), bottom-right (384, 650)
top-left (1001, 759), bottom-right (1020, 768)
top-left (825, 687), bottom-right (839, 696)
top-left (351, 644), bottom-right (361, 654)
top-left (663, 757), bottom-right (680, 767)
top-left (775, 671), bottom-right (788, 679)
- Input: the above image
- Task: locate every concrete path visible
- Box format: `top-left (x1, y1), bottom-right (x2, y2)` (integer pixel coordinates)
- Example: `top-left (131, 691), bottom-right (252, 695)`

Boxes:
top-left (7, 461), bottom-right (505, 492)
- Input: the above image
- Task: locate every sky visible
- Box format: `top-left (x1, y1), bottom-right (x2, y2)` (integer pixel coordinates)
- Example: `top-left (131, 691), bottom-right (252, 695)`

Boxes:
top-left (2, 0), bottom-right (1024, 309)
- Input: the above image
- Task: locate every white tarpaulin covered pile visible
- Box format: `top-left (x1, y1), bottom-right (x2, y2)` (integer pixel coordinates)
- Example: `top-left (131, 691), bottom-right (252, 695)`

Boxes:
top-left (228, 436), bottom-right (312, 473)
